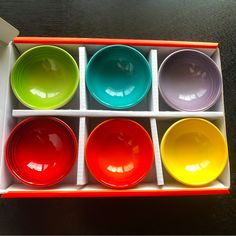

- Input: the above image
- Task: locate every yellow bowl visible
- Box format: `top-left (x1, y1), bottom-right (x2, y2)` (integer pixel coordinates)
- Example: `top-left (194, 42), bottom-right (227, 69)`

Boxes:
top-left (160, 118), bottom-right (228, 186)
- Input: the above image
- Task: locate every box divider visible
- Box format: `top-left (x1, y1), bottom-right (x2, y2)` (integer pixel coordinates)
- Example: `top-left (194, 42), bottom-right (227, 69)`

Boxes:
top-left (79, 46), bottom-right (88, 110)
top-left (76, 117), bottom-right (88, 185)
top-left (12, 110), bottom-right (225, 118)
top-left (157, 111), bottom-right (224, 120)
top-left (148, 49), bottom-right (159, 111)
top-left (150, 118), bottom-right (164, 185)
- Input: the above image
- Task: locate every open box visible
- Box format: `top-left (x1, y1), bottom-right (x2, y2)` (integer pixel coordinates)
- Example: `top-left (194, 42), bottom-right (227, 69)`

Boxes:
top-left (0, 18), bottom-right (230, 198)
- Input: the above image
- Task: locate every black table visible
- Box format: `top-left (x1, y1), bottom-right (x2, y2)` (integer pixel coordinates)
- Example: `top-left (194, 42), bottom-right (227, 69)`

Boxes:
top-left (0, 0), bottom-right (236, 234)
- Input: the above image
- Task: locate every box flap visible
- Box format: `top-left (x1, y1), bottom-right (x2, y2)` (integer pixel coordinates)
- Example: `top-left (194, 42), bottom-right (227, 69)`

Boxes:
top-left (0, 18), bottom-right (19, 44)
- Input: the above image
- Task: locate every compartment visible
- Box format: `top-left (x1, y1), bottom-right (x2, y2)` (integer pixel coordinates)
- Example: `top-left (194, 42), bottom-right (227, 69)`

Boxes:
top-left (82, 45), bottom-right (158, 112)
top-left (0, 116), bottom-right (80, 191)
top-left (77, 116), bottom-right (161, 188)
top-left (156, 116), bottom-right (230, 188)
top-left (157, 47), bottom-right (224, 112)
top-left (11, 43), bottom-right (81, 113)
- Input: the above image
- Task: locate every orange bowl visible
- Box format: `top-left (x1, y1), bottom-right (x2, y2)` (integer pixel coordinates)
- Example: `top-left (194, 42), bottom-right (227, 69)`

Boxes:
top-left (85, 119), bottom-right (154, 189)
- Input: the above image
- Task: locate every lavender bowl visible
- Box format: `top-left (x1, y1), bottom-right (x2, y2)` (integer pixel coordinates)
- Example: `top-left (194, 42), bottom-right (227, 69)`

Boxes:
top-left (159, 49), bottom-right (222, 111)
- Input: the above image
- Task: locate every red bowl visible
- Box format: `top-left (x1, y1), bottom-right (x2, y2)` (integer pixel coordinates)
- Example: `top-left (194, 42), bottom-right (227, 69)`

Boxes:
top-left (86, 119), bottom-right (154, 189)
top-left (5, 117), bottom-right (78, 187)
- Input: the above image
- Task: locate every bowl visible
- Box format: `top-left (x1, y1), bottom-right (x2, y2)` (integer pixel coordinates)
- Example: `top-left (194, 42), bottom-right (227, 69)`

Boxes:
top-left (11, 45), bottom-right (79, 109)
top-left (86, 45), bottom-right (152, 109)
top-left (85, 119), bottom-right (154, 188)
top-left (159, 49), bottom-right (222, 111)
top-left (160, 118), bottom-right (228, 186)
top-left (5, 117), bottom-right (78, 187)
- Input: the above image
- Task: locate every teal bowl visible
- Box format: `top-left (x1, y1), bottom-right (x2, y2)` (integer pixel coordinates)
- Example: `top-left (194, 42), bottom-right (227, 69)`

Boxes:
top-left (86, 45), bottom-right (152, 109)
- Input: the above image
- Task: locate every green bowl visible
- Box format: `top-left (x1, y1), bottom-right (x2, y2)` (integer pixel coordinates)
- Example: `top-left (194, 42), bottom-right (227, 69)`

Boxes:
top-left (11, 45), bottom-right (79, 109)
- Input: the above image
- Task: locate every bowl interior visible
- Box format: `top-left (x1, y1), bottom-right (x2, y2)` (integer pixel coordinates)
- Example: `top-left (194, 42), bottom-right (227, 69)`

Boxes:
top-left (86, 119), bottom-right (154, 188)
top-left (159, 50), bottom-right (222, 111)
top-left (6, 117), bottom-right (77, 187)
top-left (11, 46), bottom-right (79, 109)
top-left (161, 118), bottom-right (228, 186)
top-left (86, 45), bottom-right (151, 109)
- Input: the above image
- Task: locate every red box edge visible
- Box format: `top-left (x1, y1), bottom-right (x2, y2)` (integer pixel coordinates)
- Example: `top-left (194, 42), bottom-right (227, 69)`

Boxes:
top-left (13, 37), bottom-right (218, 49)
top-left (1, 188), bottom-right (230, 198)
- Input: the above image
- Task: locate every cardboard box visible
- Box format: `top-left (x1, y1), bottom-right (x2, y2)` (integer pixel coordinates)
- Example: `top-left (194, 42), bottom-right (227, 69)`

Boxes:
top-left (0, 17), bottom-right (230, 198)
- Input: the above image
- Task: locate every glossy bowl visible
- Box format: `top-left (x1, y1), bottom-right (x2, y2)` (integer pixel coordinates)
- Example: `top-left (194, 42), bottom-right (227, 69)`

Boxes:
top-left (161, 118), bottom-right (228, 186)
top-left (85, 119), bottom-right (154, 188)
top-left (11, 45), bottom-right (79, 109)
top-left (86, 45), bottom-right (152, 109)
top-left (5, 117), bottom-right (78, 187)
top-left (159, 49), bottom-right (222, 111)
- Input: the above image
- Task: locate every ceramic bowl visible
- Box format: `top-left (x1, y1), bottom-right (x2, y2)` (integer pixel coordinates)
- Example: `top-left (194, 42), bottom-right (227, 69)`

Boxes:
top-left (161, 118), bottom-right (228, 186)
top-left (86, 119), bottom-right (154, 188)
top-left (11, 45), bottom-right (79, 109)
top-left (159, 49), bottom-right (222, 111)
top-left (5, 117), bottom-right (78, 187)
top-left (86, 45), bottom-right (152, 109)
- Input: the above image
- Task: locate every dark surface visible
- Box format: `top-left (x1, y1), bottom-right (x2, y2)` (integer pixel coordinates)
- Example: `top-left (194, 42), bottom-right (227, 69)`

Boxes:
top-left (1, 0), bottom-right (236, 234)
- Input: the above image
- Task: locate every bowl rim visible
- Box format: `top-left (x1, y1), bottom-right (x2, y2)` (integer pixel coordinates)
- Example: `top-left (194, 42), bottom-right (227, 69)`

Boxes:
top-left (160, 118), bottom-right (228, 186)
top-left (85, 118), bottom-right (154, 188)
top-left (158, 49), bottom-right (223, 112)
top-left (11, 45), bottom-right (79, 110)
top-left (5, 117), bottom-right (78, 187)
top-left (85, 44), bottom-right (152, 109)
